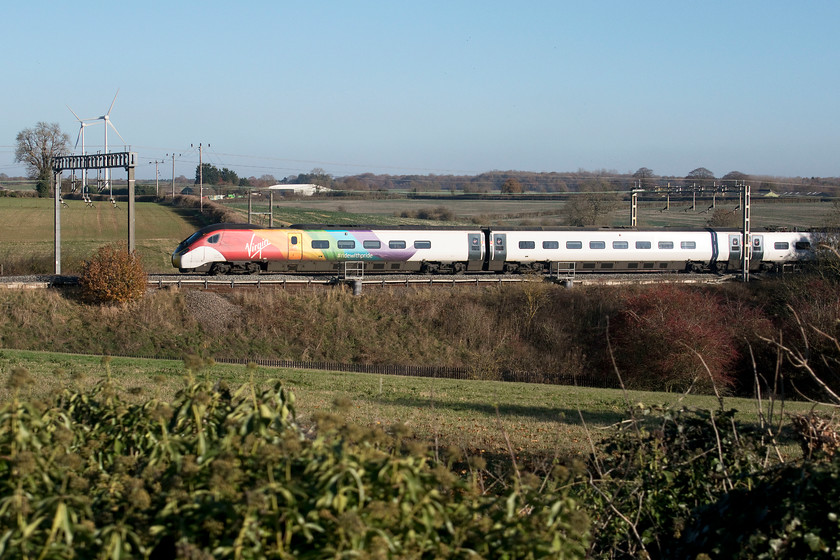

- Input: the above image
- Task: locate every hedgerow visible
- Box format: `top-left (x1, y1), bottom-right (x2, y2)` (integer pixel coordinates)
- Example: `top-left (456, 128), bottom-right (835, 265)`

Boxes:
top-left (0, 364), bottom-right (590, 559)
top-left (581, 402), bottom-right (840, 559)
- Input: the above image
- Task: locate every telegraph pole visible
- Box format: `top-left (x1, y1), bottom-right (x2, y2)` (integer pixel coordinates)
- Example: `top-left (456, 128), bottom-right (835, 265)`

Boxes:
top-left (166, 152), bottom-right (180, 198)
top-left (149, 159), bottom-right (164, 197)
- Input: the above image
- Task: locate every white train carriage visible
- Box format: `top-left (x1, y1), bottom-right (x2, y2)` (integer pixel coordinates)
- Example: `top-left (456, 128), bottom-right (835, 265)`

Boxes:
top-left (739, 231), bottom-right (817, 272)
top-left (489, 229), bottom-right (720, 273)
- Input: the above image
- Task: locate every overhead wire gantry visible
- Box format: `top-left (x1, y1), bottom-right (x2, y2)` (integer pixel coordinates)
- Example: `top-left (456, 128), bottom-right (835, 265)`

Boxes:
top-left (50, 152), bottom-right (137, 275)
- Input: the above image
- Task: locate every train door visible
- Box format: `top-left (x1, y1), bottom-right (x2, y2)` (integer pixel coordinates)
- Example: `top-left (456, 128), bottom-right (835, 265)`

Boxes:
top-left (727, 234), bottom-right (741, 272)
top-left (288, 231), bottom-right (302, 260)
top-left (489, 233), bottom-right (506, 271)
top-left (467, 233), bottom-right (484, 271)
top-left (749, 235), bottom-right (764, 271)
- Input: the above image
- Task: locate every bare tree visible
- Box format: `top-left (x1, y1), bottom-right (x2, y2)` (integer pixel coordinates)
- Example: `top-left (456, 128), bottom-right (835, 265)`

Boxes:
top-left (564, 192), bottom-right (619, 226)
top-left (15, 122), bottom-right (70, 197)
top-left (685, 167), bottom-right (716, 188)
top-left (501, 178), bottom-right (523, 194)
top-left (632, 167), bottom-right (656, 189)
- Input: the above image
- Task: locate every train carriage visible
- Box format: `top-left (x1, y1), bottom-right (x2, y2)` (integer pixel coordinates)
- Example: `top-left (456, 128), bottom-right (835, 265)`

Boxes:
top-left (489, 228), bottom-right (719, 273)
top-left (173, 223), bottom-right (819, 275)
top-left (172, 224), bottom-right (485, 274)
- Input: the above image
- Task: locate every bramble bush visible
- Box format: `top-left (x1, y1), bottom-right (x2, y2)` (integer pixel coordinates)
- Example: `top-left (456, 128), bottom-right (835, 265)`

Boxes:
top-left (609, 285), bottom-right (755, 392)
top-left (0, 364), bottom-right (590, 559)
top-left (582, 400), bottom-right (840, 560)
top-left (79, 243), bottom-right (147, 304)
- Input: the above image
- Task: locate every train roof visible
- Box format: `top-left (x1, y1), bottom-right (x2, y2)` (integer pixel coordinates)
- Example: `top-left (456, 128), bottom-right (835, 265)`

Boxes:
top-left (288, 224), bottom-right (484, 231)
top-left (194, 223), bottom-right (265, 234)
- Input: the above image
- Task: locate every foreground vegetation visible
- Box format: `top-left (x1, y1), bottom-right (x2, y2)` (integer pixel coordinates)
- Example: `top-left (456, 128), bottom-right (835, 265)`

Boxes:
top-left (1, 349), bottom-right (822, 462)
top-left (1, 354), bottom-right (838, 558)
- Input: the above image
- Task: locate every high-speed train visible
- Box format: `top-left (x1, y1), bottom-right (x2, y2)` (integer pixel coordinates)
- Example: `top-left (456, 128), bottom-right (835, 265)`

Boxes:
top-left (172, 223), bottom-right (818, 275)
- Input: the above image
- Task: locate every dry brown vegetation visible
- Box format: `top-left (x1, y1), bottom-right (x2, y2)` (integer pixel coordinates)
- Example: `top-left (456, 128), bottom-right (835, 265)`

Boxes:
top-left (1, 276), bottom-right (839, 400)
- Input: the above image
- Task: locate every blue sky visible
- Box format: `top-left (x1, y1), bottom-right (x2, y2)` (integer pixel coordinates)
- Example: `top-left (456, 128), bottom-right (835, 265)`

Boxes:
top-left (1, 0), bottom-right (838, 181)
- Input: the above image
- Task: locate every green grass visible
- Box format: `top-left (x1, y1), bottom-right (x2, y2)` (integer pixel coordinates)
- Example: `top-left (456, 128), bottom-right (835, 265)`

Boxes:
top-left (0, 198), bottom-right (200, 273)
top-left (0, 349), bottom-right (820, 461)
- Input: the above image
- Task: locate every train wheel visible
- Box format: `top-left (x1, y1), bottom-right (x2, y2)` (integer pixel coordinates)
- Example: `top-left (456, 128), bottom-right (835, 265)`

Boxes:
top-left (209, 263), bottom-right (231, 275)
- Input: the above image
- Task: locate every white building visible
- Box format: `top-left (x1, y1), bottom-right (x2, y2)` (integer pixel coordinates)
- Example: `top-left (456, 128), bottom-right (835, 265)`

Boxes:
top-left (266, 183), bottom-right (331, 196)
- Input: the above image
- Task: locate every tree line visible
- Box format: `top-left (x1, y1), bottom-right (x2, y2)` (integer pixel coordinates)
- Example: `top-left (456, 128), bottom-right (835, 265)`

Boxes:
top-left (13, 121), bottom-right (840, 197)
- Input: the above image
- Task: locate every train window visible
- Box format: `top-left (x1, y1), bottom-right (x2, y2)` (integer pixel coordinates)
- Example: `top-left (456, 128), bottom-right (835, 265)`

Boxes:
top-left (590, 241), bottom-right (606, 249)
top-left (519, 241), bottom-right (536, 249)
top-left (389, 240), bottom-right (406, 249)
top-left (543, 241), bottom-right (560, 249)
top-left (613, 241), bottom-right (629, 249)
top-left (290, 236), bottom-right (298, 245)
top-left (312, 240), bottom-right (330, 249)
top-left (363, 240), bottom-right (381, 249)
top-left (774, 242), bottom-right (790, 250)
top-left (795, 241), bottom-right (811, 251)
top-left (681, 241), bottom-right (696, 249)
top-left (207, 234), bottom-right (220, 244)
top-left (414, 241), bottom-right (432, 249)
top-left (636, 241), bottom-right (652, 249)
top-left (658, 241), bottom-right (674, 250)
top-left (566, 241), bottom-right (583, 249)
top-left (337, 240), bottom-right (355, 249)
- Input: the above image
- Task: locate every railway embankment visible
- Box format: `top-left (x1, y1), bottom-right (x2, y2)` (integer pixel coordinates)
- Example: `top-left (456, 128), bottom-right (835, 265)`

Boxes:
top-left (0, 274), bottom-right (837, 397)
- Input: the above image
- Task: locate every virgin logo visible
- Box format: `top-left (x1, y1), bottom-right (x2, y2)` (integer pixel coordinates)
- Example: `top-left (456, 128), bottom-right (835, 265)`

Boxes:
top-left (246, 234), bottom-right (271, 259)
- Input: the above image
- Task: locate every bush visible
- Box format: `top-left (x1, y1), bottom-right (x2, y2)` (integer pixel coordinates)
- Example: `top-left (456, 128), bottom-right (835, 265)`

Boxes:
top-left (609, 285), bottom-right (741, 392)
top-left (584, 405), bottom-right (769, 558)
top-left (79, 243), bottom-right (147, 304)
top-left (674, 455), bottom-right (840, 559)
top-left (0, 373), bottom-right (591, 558)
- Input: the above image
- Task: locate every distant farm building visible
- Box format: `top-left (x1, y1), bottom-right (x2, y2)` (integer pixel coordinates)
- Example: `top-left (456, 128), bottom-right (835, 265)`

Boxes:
top-left (267, 183), bottom-right (331, 196)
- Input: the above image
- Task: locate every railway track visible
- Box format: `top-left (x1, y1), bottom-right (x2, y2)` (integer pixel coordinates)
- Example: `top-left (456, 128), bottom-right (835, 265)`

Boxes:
top-left (0, 272), bottom-right (739, 290)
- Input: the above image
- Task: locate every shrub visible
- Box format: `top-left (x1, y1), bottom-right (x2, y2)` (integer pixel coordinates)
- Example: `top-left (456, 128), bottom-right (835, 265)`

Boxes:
top-left (0, 374), bottom-right (591, 558)
top-left (584, 405), bottom-right (770, 559)
top-left (610, 285), bottom-right (740, 392)
top-left (79, 243), bottom-right (147, 304)
top-left (674, 455), bottom-right (840, 559)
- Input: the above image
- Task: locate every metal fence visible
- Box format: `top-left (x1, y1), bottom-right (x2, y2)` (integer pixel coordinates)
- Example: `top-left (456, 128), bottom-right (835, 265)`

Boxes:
top-left (213, 357), bottom-right (620, 388)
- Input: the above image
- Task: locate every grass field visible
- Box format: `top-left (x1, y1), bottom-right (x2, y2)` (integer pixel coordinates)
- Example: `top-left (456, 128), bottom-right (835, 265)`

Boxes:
top-left (0, 198), bottom-right (201, 273)
top-left (0, 349), bottom-right (821, 462)
top-left (232, 195), bottom-right (835, 229)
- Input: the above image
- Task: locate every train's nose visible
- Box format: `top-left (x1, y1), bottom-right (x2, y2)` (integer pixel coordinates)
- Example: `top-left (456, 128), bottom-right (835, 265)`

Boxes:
top-left (171, 251), bottom-right (182, 268)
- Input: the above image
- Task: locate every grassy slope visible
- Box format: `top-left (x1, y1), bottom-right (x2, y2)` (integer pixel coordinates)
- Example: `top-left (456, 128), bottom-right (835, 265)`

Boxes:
top-left (0, 348), bottom-right (817, 462)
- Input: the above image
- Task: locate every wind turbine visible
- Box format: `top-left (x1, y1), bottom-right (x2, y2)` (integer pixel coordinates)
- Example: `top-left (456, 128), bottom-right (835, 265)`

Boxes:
top-left (96, 89), bottom-right (127, 197)
top-left (67, 105), bottom-right (100, 196)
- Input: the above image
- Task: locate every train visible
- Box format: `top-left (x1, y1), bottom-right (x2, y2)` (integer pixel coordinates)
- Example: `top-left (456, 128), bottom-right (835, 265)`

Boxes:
top-left (171, 223), bottom-right (820, 275)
